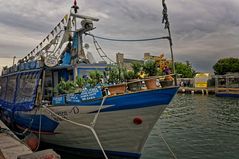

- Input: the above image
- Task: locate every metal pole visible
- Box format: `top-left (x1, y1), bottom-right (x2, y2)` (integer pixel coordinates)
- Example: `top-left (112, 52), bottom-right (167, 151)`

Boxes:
top-left (40, 69), bottom-right (46, 105)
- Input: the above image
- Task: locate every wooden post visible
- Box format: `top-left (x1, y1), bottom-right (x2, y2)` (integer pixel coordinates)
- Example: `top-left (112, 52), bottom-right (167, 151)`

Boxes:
top-left (215, 76), bottom-right (218, 93)
top-left (226, 76), bottom-right (229, 93)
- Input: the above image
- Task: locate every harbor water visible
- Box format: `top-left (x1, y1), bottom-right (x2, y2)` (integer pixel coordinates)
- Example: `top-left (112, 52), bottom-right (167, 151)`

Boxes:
top-left (48, 94), bottom-right (239, 159)
top-left (142, 94), bottom-right (239, 159)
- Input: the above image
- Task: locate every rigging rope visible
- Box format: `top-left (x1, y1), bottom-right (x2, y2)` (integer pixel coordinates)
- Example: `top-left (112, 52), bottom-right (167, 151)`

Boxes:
top-left (86, 33), bottom-right (169, 42)
top-left (92, 35), bottom-right (115, 63)
top-left (34, 107), bottom-right (42, 152)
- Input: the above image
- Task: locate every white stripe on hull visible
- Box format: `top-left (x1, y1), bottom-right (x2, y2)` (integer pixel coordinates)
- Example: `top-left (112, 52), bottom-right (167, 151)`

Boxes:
top-left (40, 105), bottom-right (166, 154)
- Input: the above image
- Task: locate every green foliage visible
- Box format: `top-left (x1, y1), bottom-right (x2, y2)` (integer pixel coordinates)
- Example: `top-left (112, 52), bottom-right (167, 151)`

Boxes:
top-left (175, 62), bottom-right (195, 78)
top-left (56, 78), bottom-right (77, 94)
top-left (76, 77), bottom-right (86, 88)
top-left (213, 57), bottom-right (239, 75)
top-left (126, 70), bottom-right (135, 80)
top-left (120, 67), bottom-right (128, 82)
top-left (131, 62), bottom-right (142, 78)
top-left (87, 70), bottom-right (103, 87)
top-left (86, 78), bottom-right (97, 87)
top-left (143, 61), bottom-right (158, 76)
top-left (56, 71), bottom-right (104, 94)
top-left (108, 66), bottom-right (120, 84)
top-left (89, 70), bottom-right (103, 83)
top-left (156, 68), bottom-right (163, 76)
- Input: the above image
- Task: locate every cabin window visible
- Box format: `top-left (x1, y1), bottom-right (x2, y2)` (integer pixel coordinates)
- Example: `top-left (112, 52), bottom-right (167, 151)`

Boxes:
top-left (15, 73), bottom-right (39, 103)
top-left (5, 75), bottom-right (17, 103)
top-left (0, 77), bottom-right (7, 100)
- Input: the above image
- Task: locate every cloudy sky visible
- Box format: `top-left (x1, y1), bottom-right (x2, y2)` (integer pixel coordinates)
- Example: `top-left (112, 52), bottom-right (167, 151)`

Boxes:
top-left (0, 0), bottom-right (238, 72)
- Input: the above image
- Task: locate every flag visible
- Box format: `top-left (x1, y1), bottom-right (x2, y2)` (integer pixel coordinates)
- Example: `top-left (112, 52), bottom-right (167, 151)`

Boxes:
top-left (46, 35), bottom-right (50, 41)
top-left (51, 30), bottom-right (54, 36)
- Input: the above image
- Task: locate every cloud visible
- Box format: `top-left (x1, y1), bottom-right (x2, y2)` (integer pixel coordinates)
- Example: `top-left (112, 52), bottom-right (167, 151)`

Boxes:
top-left (0, 0), bottom-right (238, 72)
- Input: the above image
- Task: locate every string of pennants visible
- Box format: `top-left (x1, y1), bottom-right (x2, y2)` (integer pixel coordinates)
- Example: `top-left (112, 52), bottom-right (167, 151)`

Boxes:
top-left (21, 14), bottom-right (72, 62)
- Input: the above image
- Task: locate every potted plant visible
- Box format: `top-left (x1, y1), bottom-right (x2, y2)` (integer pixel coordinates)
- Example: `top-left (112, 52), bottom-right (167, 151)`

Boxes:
top-left (127, 62), bottom-right (143, 91)
top-left (107, 66), bottom-right (127, 95)
top-left (143, 61), bottom-right (158, 89)
top-left (160, 66), bottom-right (174, 87)
top-left (160, 75), bottom-right (174, 88)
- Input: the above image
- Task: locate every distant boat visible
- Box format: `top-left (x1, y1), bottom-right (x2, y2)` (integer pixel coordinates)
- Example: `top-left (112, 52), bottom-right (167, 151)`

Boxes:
top-left (0, 1), bottom-right (178, 159)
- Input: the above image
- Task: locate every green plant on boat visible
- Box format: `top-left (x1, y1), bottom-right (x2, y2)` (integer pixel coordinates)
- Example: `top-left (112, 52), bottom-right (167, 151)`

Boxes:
top-left (125, 70), bottom-right (135, 81)
top-left (118, 66), bottom-right (128, 82)
top-left (143, 61), bottom-right (158, 77)
top-left (108, 66), bottom-right (120, 84)
top-left (88, 70), bottom-right (103, 87)
top-left (76, 77), bottom-right (86, 88)
top-left (131, 62), bottom-right (143, 79)
top-left (56, 78), bottom-right (77, 94)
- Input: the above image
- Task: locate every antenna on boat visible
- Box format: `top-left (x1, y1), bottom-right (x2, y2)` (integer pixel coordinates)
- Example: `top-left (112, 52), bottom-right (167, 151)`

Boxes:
top-left (72, 0), bottom-right (79, 13)
top-left (162, 0), bottom-right (177, 86)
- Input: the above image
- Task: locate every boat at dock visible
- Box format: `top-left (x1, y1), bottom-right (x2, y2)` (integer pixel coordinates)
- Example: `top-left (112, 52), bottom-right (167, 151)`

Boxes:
top-left (0, 1), bottom-right (178, 158)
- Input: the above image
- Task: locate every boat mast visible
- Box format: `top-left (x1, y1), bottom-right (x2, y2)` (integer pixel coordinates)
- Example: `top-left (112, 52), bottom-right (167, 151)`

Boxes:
top-left (71, 0), bottom-right (80, 81)
top-left (162, 0), bottom-right (177, 86)
top-left (70, 0), bottom-right (99, 81)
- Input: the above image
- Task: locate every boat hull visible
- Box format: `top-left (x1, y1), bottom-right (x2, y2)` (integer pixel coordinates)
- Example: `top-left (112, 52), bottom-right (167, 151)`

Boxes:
top-left (2, 87), bottom-right (178, 159)
top-left (40, 105), bottom-right (166, 159)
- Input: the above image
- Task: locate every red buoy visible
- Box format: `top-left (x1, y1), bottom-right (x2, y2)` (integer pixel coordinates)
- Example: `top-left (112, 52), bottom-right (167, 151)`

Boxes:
top-left (24, 134), bottom-right (40, 151)
top-left (133, 117), bottom-right (143, 125)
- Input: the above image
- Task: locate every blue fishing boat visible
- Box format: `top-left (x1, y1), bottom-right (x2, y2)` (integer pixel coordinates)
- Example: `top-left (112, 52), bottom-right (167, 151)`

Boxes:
top-left (0, 1), bottom-right (178, 158)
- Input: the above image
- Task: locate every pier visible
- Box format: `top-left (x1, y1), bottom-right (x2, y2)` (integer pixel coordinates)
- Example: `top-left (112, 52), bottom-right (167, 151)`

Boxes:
top-left (0, 120), bottom-right (60, 159)
top-left (178, 87), bottom-right (239, 96)
top-left (0, 120), bottom-right (32, 159)
top-left (178, 87), bottom-right (214, 95)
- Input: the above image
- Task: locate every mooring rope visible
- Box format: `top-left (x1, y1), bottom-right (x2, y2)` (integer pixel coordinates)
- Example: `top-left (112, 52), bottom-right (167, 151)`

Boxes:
top-left (34, 108), bottom-right (42, 152)
top-left (42, 96), bottom-right (109, 159)
top-left (91, 96), bottom-right (107, 127)
top-left (158, 129), bottom-right (178, 159)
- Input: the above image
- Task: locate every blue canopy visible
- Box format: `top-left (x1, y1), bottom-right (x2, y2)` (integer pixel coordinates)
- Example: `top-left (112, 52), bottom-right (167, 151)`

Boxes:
top-left (0, 70), bottom-right (42, 112)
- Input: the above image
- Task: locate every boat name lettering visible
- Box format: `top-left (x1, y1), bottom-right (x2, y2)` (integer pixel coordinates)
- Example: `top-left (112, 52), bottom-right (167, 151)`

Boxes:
top-left (69, 106), bottom-right (80, 114)
top-left (66, 94), bottom-right (81, 104)
top-left (80, 88), bottom-right (102, 101)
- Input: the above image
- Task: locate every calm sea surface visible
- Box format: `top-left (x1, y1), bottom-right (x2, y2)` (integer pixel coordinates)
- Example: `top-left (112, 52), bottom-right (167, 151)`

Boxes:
top-left (142, 94), bottom-right (239, 159)
top-left (47, 94), bottom-right (239, 159)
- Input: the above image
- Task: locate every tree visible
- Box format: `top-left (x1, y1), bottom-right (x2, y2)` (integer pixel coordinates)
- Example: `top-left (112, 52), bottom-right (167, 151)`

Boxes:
top-left (213, 57), bottom-right (239, 75)
top-left (175, 62), bottom-right (195, 78)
